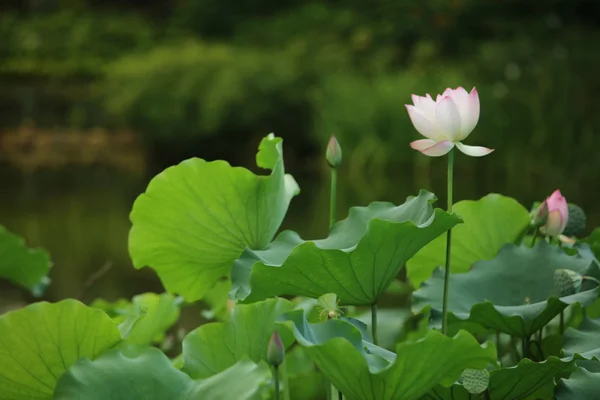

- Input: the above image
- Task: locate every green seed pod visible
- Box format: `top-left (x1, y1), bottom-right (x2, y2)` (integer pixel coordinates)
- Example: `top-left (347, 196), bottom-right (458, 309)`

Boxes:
top-left (461, 368), bottom-right (490, 394)
top-left (554, 269), bottom-right (583, 297)
top-left (563, 203), bottom-right (586, 237)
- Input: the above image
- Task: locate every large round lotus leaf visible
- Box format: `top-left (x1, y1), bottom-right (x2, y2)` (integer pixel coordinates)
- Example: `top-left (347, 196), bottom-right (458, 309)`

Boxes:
top-left (0, 225), bottom-right (51, 295)
top-left (182, 298), bottom-right (296, 378)
top-left (563, 318), bottom-right (600, 360)
top-left (129, 134), bottom-right (299, 301)
top-left (556, 367), bottom-right (600, 400)
top-left (281, 309), bottom-right (496, 400)
top-left (413, 241), bottom-right (600, 337)
top-left (54, 347), bottom-right (271, 400)
top-left (230, 190), bottom-right (461, 305)
top-left (407, 194), bottom-right (531, 286)
top-left (0, 300), bottom-right (121, 400)
top-left (425, 357), bottom-right (576, 400)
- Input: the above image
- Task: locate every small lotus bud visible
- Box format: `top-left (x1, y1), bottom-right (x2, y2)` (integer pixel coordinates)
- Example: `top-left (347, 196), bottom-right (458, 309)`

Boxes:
top-left (531, 201), bottom-right (548, 227)
top-left (461, 368), bottom-right (490, 394)
top-left (554, 269), bottom-right (583, 297)
top-left (267, 331), bottom-right (285, 367)
top-left (326, 134), bottom-right (342, 168)
top-left (540, 190), bottom-right (569, 237)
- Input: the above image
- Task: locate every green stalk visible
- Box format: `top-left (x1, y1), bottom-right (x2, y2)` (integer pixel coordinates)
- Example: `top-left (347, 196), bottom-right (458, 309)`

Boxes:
top-left (274, 365), bottom-right (280, 400)
top-left (441, 148), bottom-right (454, 335)
top-left (560, 311), bottom-right (564, 335)
top-left (531, 227), bottom-right (539, 247)
top-left (328, 165), bottom-right (342, 400)
top-left (496, 331), bottom-right (501, 362)
top-left (371, 303), bottom-right (379, 346)
top-left (281, 360), bottom-right (290, 400)
top-left (329, 168), bottom-right (337, 229)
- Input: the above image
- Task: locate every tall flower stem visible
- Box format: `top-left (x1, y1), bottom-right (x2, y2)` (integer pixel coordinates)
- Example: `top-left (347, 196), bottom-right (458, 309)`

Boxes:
top-left (273, 366), bottom-right (280, 400)
top-left (328, 163), bottom-right (343, 400)
top-left (371, 303), bottom-right (379, 345)
top-left (282, 360), bottom-right (290, 400)
top-left (442, 148), bottom-right (455, 335)
top-left (330, 168), bottom-right (337, 229)
top-left (531, 227), bottom-right (539, 247)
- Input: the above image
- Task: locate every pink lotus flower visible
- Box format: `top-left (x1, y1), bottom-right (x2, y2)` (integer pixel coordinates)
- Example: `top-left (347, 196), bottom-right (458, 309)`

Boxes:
top-left (406, 87), bottom-right (494, 157)
top-left (541, 190), bottom-right (569, 237)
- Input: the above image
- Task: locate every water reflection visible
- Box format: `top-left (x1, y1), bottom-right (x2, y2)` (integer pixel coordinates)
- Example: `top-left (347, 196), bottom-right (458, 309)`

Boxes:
top-left (0, 150), bottom-right (598, 304)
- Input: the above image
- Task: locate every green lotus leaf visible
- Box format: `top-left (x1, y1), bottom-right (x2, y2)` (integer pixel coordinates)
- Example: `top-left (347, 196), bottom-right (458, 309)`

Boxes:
top-left (231, 190), bottom-right (461, 305)
top-left (407, 194), bottom-right (530, 286)
top-left (129, 134), bottom-right (299, 301)
top-left (584, 227), bottom-right (600, 260)
top-left (425, 357), bottom-right (576, 400)
top-left (555, 367), bottom-right (600, 400)
top-left (281, 309), bottom-right (496, 400)
top-left (286, 346), bottom-right (326, 400)
top-left (54, 347), bottom-right (271, 400)
top-left (0, 300), bottom-right (121, 400)
top-left (182, 359), bottom-right (272, 400)
top-left (414, 241), bottom-right (600, 337)
top-left (90, 293), bottom-right (181, 346)
top-left (0, 225), bottom-right (52, 295)
top-left (563, 318), bottom-right (600, 360)
top-left (182, 298), bottom-right (296, 378)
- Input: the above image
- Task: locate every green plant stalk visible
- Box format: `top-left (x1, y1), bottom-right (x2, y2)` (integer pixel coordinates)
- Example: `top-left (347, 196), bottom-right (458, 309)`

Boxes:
top-left (274, 365), bottom-right (280, 400)
top-left (281, 359), bottom-right (290, 400)
top-left (329, 168), bottom-right (337, 229)
top-left (441, 148), bottom-right (455, 335)
top-left (531, 227), bottom-right (539, 247)
top-left (371, 303), bottom-right (379, 346)
top-left (328, 167), bottom-right (342, 400)
top-left (496, 331), bottom-right (501, 362)
top-left (560, 311), bottom-right (564, 335)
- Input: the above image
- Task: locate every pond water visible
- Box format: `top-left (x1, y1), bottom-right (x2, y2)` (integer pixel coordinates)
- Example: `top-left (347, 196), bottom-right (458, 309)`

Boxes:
top-left (0, 147), bottom-right (598, 306)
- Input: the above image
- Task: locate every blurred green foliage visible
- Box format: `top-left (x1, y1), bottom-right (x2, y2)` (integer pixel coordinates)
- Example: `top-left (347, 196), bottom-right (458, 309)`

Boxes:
top-left (1, 0), bottom-right (600, 166)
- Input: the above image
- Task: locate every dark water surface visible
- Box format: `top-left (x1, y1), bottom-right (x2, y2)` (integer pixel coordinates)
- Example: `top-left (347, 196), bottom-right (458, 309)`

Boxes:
top-left (1, 148), bottom-right (598, 305)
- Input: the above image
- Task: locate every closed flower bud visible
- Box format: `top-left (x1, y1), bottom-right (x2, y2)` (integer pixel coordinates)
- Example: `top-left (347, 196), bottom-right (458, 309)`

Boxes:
top-left (326, 134), bottom-right (342, 168)
top-left (267, 330), bottom-right (285, 367)
top-left (540, 190), bottom-right (569, 237)
top-left (531, 201), bottom-right (548, 228)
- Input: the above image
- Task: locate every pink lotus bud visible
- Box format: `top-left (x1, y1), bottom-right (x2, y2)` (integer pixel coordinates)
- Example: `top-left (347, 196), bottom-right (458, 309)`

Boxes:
top-left (326, 134), bottom-right (342, 168)
top-left (267, 330), bottom-right (285, 367)
top-left (406, 87), bottom-right (493, 157)
top-left (541, 190), bottom-right (569, 237)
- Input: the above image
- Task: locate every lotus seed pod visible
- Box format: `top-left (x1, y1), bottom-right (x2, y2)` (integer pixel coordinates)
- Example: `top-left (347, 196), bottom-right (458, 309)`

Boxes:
top-left (461, 368), bottom-right (490, 394)
top-left (554, 269), bottom-right (583, 297)
top-left (563, 204), bottom-right (586, 237)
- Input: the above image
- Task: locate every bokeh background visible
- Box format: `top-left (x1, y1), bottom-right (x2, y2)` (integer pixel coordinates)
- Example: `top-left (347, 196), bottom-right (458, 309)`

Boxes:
top-left (1, 0), bottom-right (599, 305)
